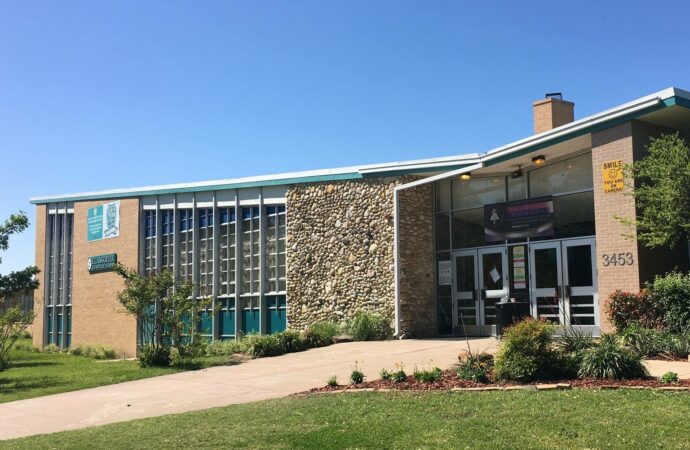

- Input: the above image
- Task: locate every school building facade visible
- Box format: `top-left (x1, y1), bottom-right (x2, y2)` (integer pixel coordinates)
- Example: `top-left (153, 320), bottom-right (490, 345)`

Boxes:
top-left (31, 87), bottom-right (690, 356)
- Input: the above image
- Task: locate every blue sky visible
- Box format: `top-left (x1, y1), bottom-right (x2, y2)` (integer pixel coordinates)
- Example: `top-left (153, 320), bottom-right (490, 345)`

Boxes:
top-left (1, 1), bottom-right (690, 272)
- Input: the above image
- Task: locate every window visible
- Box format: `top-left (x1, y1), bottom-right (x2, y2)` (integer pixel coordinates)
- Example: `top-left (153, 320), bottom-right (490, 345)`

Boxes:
top-left (143, 211), bottom-right (157, 275)
top-left (45, 211), bottom-right (73, 348)
top-left (161, 210), bottom-right (174, 273)
top-left (178, 209), bottom-right (193, 282)
top-left (219, 208), bottom-right (236, 296)
top-left (197, 208), bottom-right (213, 297)
top-left (529, 153), bottom-right (593, 197)
top-left (265, 205), bottom-right (286, 293)
top-left (242, 207), bottom-right (260, 294)
top-left (452, 176), bottom-right (505, 211)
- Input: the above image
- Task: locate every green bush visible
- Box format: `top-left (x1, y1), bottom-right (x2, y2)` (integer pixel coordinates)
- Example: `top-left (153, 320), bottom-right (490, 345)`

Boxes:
top-left (456, 351), bottom-right (493, 383)
top-left (578, 335), bottom-right (649, 380)
top-left (303, 322), bottom-right (340, 348)
top-left (651, 272), bottom-right (690, 333)
top-left (379, 368), bottom-right (391, 380)
top-left (12, 341), bottom-right (39, 352)
top-left (344, 311), bottom-right (392, 341)
top-left (665, 331), bottom-right (690, 359)
top-left (606, 289), bottom-right (665, 332)
top-left (350, 369), bottom-right (365, 384)
top-left (620, 325), bottom-right (670, 357)
top-left (494, 318), bottom-right (563, 382)
top-left (42, 344), bottom-right (64, 354)
top-left (69, 344), bottom-right (117, 360)
top-left (413, 367), bottom-right (443, 383)
top-left (558, 327), bottom-right (597, 354)
top-left (327, 375), bottom-right (338, 387)
top-left (246, 334), bottom-right (283, 358)
top-left (205, 339), bottom-right (248, 356)
top-left (277, 330), bottom-right (306, 353)
top-left (391, 369), bottom-right (407, 383)
top-left (138, 344), bottom-right (172, 367)
top-left (660, 371), bottom-right (679, 384)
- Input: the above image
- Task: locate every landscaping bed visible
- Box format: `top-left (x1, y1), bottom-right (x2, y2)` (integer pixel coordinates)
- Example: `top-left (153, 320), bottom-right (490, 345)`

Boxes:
top-left (307, 368), bottom-right (690, 394)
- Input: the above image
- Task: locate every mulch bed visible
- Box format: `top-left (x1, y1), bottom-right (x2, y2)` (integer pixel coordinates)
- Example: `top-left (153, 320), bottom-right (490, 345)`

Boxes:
top-left (305, 370), bottom-right (690, 394)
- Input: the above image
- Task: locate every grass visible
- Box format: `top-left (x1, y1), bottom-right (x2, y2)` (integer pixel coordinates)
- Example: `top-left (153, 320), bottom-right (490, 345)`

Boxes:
top-left (4, 390), bottom-right (690, 449)
top-left (0, 339), bottom-right (240, 404)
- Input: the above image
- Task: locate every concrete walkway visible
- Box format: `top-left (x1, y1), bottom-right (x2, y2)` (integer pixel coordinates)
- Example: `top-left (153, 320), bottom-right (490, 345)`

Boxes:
top-left (0, 338), bottom-right (496, 441)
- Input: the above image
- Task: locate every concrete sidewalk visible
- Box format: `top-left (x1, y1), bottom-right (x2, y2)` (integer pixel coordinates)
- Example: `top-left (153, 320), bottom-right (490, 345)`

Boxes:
top-left (0, 338), bottom-right (496, 441)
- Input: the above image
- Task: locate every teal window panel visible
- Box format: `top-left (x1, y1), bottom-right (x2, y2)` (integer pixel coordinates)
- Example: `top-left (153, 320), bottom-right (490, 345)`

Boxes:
top-left (268, 308), bottom-right (286, 334)
top-left (219, 300), bottom-right (235, 338)
top-left (242, 309), bottom-right (260, 334)
top-left (198, 309), bottom-right (213, 337)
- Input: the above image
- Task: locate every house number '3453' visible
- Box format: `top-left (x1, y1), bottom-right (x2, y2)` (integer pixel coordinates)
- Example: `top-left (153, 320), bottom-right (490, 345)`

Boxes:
top-left (602, 252), bottom-right (634, 267)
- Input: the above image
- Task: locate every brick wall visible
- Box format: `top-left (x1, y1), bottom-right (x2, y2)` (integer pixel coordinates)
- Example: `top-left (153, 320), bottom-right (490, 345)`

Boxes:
top-left (31, 205), bottom-right (46, 349)
top-left (591, 122), bottom-right (641, 332)
top-left (71, 199), bottom-right (139, 357)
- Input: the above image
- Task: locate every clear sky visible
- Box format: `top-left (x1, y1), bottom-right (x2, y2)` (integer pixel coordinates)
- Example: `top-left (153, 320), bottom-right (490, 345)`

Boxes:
top-left (1, 0), bottom-right (690, 273)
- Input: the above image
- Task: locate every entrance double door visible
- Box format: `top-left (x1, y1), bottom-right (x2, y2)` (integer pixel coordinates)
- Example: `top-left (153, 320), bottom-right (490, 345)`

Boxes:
top-left (452, 246), bottom-right (508, 336)
top-left (530, 238), bottom-right (599, 333)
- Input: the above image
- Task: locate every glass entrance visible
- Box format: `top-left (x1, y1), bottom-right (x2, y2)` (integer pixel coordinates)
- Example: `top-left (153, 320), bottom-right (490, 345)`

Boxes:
top-left (452, 246), bottom-right (507, 335)
top-left (529, 238), bottom-right (598, 333)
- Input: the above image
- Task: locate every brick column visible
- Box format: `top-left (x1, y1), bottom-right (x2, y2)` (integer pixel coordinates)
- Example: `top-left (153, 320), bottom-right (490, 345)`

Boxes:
top-left (591, 122), bottom-right (640, 332)
top-left (32, 205), bottom-right (47, 349)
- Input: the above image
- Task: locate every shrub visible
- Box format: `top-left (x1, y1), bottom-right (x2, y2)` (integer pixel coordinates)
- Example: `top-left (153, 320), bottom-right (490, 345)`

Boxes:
top-left (350, 368), bottom-right (365, 384)
top-left (606, 289), bottom-right (665, 332)
top-left (660, 371), bottom-right (680, 384)
top-left (205, 339), bottom-right (248, 356)
top-left (303, 322), bottom-right (340, 348)
top-left (380, 368), bottom-right (391, 380)
top-left (277, 330), bottom-right (306, 353)
top-left (665, 331), bottom-right (690, 359)
top-left (413, 366), bottom-right (443, 383)
top-left (344, 311), bottom-right (392, 341)
top-left (246, 334), bottom-right (283, 358)
top-left (651, 272), bottom-right (690, 333)
top-left (558, 327), bottom-right (597, 354)
top-left (43, 344), bottom-right (63, 354)
top-left (69, 344), bottom-right (117, 360)
top-left (12, 341), bottom-right (39, 352)
top-left (138, 344), bottom-right (172, 367)
top-left (620, 325), bottom-right (669, 357)
top-left (456, 351), bottom-right (493, 383)
top-left (578, 335), bottom-right (649, 380)
top-left (494, 318), bottom-right (563, 382)
top-left (327, 375), bottom-right (338, 387)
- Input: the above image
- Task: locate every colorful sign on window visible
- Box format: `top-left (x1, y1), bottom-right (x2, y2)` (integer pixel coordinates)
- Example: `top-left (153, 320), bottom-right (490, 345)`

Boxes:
top-left (484, 196), bottom-right (554, 242)
top-left (602, 160), bottom-right (624, 193)
top-left (87, 201), bottom-right (120, 241)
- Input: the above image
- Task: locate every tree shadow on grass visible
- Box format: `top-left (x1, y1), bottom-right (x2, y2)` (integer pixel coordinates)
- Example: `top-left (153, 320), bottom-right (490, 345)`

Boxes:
top-left (8, 360), bottom-right (60, 369)
top-left (0, 377), bottom-right (68, 399)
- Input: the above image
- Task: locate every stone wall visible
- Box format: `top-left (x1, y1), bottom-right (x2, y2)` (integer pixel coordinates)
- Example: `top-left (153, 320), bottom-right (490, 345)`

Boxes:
top-left (286, 176), bottom-right (435, 336)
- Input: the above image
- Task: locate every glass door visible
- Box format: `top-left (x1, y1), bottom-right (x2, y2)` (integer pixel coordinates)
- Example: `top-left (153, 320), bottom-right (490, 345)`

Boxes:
top-left (478, 246), bottom-right (508, 333)
top-left (452, 250), bottom-right (478, 333)
top-left (562, 238), bottom-right (598, 333)
top-left (529, 242), bottom-right (564, 324)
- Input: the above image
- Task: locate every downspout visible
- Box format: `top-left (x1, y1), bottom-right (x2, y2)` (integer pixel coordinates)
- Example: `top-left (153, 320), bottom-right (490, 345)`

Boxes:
top-left (392, 162), bottom-right (483, 339)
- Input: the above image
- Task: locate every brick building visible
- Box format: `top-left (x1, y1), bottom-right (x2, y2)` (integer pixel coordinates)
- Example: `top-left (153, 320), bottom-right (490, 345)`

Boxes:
top-left (31, 88), bottom-right (690, 356)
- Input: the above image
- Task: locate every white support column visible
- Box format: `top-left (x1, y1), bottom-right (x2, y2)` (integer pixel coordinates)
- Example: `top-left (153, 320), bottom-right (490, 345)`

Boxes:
top-left (234, 190), bottom-right (242, 338)
top-left (212, 192), bottom-right (220, 340)
top-left (192, 193), bottom-right (199, 299)
top-left (259, 188), bottom-right (266, 334)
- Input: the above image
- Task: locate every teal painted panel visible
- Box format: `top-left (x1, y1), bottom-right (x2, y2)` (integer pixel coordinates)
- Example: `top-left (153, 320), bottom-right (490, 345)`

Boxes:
top-left (199, 310), bottom-right (213, 336)
top-left (87, 205), bottom-right (104, 241)
top-left (268, 309), bottom-right (286, 334)
top-left (219, 309), bottom-right (235, 338)
top-left (56, 313), bottom-right (63, 347)
top-left (47, 309), bottom-right (54, 345)
top-left (242, 309), bottom-right (260, 334)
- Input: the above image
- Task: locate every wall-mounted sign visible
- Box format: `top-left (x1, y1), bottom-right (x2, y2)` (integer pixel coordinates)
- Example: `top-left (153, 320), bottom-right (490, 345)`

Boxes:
top-left (512, 245), bottom-right (527, 289)
top-left (438, 260), bottom-right (452, 286)
top-left (87, 201), bottom-right (120, 241)
top-left (484, 196), bottom-right (554, 242)
top-left (88, 253), bottom-right (117, 273)
top-left (602, 160), bottom-right (624, 193)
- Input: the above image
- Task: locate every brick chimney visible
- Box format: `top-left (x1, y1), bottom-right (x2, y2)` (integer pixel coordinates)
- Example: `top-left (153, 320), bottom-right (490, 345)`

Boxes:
top-left (533, 93), bottom-right (574, 134)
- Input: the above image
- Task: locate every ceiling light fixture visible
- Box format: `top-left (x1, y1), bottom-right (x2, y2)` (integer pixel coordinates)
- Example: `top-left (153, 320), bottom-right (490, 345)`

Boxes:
top-left (532, 155), bottom-right (546, 167)
top-left (459, 173), bottom-right (471, 181)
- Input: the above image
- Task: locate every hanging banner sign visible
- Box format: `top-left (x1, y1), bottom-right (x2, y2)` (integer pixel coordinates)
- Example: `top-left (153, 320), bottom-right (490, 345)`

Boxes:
top-left (484, 196), bottom-right (554, 242)
top-left (602, 160), bottom-right (624, 193)
top-left (87, 201), bottom-right (120, 241)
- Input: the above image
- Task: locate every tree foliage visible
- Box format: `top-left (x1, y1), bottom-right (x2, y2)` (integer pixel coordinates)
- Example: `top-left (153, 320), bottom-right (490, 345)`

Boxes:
top-left (623, 133), bottom-right (690, 249)
top-left (115, 265), bottom-right (212, 365)
top-left (0, 212), bottom-right (39, 371)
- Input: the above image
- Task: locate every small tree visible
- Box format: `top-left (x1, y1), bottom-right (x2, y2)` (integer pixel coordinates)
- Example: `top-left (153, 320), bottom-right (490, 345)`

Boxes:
top-left (0, 212), bottom-right (39, 371)
top-left (621, 133), bottom-right (690, 249)
top-left (115, 265), bottom-right (212, 366)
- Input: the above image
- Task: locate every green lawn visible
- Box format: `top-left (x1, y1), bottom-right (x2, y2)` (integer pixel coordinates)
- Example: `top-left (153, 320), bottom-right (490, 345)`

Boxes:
top-left (4, 390), bottom-right (690, 449)
top-left (0, 339), bottom-right (240, 404)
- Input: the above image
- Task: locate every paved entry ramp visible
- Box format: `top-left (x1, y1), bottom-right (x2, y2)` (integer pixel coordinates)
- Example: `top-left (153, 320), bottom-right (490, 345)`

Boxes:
top-left (0, 338), bottom-right (496, 440)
